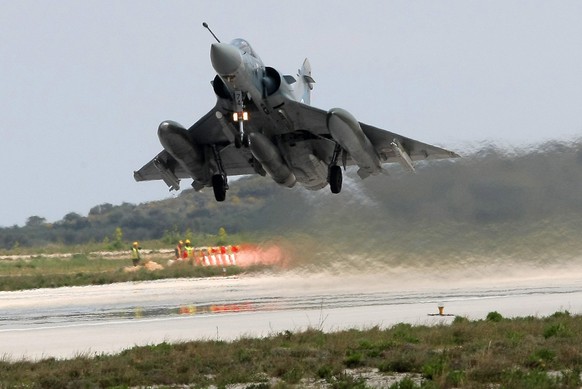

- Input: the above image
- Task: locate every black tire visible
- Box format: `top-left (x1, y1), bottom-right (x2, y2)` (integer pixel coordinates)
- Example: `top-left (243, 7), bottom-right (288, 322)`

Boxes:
top-left (329, 165), bottom-right (342, 194)
top-left (212, 174), bottom-right (226, 202)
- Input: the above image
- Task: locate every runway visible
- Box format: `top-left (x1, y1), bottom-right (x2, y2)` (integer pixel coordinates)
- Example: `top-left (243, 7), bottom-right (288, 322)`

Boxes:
top-left (1, 269), bottom-right (582, 361)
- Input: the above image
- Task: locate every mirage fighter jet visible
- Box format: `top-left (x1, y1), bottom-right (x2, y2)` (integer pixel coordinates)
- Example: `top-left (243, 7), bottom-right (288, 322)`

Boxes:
top-left (134, 24), bottom-right (459, 201)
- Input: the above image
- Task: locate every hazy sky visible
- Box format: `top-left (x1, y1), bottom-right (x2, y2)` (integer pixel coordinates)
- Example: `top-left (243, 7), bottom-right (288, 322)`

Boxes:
top-left (2, 1), bottom-right (582, 227)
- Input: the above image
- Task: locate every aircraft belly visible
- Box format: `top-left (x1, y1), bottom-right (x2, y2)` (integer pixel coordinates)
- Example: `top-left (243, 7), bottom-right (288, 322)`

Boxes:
top-left (278, 140), bottom-right (328, 190)
top-left (248, 132), bottom-right (296, 188)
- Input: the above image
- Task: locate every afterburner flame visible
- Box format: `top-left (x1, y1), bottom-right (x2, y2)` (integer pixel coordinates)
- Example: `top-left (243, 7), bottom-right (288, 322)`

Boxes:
top-left (234, 244), bottom-right (285, 267)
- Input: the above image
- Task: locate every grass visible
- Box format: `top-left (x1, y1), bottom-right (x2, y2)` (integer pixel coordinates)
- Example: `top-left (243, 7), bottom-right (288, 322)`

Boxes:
top-left (1, 312), bottom-right (582, 388)
top-left (0, 253), bottom-right (264, 291)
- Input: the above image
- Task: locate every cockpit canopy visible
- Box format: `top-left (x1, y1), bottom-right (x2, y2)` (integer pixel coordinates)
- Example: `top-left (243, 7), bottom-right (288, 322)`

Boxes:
top-left (230, 38), bottom-right (261, 61)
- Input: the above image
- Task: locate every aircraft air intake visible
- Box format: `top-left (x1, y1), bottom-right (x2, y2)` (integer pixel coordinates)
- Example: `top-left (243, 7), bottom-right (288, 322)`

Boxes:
top-left (212, 75), bottom-right (231, 99)
top-left (263, 67), bottom-right (282, 97)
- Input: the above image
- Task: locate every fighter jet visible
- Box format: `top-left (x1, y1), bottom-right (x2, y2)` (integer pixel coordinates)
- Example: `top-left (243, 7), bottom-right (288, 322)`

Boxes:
top-left (134, 24), bottom-right (459, 202)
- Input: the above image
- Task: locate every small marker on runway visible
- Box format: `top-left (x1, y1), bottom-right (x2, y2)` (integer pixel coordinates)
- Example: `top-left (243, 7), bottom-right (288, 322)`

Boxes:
top-left (428, 303), bottom-right (454, 317)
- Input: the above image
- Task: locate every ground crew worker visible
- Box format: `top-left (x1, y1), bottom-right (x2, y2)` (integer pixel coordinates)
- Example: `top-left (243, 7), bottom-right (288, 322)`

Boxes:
top-left (183, 239), bottom-right (194, 261)
top-left (175, 240), bottom-right (183, 260)
top-left (131, 241), bottom-right (141, 266)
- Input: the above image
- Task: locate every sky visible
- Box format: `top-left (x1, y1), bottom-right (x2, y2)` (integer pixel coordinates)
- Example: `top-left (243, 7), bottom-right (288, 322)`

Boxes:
top-left (1, 1), bottom-right (582, 227)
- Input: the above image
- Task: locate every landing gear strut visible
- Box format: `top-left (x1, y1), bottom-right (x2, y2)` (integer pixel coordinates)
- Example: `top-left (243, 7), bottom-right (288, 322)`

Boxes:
top-left (233, 91), bottom-right (249, 148)
top-left (233, 112), bottom-right (250, 148)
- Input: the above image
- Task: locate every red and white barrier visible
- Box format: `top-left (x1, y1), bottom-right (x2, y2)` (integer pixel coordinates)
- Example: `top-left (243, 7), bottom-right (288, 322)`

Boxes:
top-left (197, 245), bottom-right (240, 267)
top-left (171, 244), bottom-right (282, 268)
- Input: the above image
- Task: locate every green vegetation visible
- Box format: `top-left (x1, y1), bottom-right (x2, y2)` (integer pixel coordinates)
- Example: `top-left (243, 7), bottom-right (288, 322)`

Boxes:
top-left (1, 312), bottom-right (581, 388)
top-left (0, 225), bottom-right (275, 291)
top-left (0, 252), bottom-right (261, 291)
top-left (2, 143), bottom-right (582, 261)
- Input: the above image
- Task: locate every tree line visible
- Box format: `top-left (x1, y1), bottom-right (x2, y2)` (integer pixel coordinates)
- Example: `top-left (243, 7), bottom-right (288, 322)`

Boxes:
top-left (2, 140), bottom-right (581, 251)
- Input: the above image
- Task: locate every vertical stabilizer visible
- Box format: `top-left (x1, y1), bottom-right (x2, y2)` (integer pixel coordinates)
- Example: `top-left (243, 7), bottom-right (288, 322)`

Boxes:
top-left (298, 58), bottom-right (315, 105)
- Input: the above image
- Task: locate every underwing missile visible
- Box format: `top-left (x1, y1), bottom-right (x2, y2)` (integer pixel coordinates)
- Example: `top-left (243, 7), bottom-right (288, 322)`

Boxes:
top-left (390, 139), bottom-right (416, 173)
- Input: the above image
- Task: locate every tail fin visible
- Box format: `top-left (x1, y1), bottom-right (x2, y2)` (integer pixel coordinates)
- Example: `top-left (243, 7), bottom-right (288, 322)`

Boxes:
top-left (298, 58), bottom-right (315, 105)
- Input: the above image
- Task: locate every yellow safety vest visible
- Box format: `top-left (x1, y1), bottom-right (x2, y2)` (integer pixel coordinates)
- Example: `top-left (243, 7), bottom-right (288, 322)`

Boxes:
top-left (132, 247), bottom-right (141, 260)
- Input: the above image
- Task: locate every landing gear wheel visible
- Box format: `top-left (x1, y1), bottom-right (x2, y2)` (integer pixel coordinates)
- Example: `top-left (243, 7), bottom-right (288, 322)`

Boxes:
top-left (329, 165), bottom-right (342, 194)
top-left (212, 174), bottom-right (227, 202)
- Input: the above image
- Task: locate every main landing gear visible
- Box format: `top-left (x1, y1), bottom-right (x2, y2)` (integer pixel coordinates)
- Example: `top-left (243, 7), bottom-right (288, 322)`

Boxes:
top-left (329, 165), bottom-right (342, 194)
top-left (211, 145), bottom-right (229, 202)
top-left (212, 174), bottom-right (227, 202)
top-left (328, 143), bottom-right (343, 194)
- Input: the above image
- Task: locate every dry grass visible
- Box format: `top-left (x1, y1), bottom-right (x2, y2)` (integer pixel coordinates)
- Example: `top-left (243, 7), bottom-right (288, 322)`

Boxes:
top-left (1, 312), bottom-right (581, 388)
top-left (0, 254), bottom-right (257, 291)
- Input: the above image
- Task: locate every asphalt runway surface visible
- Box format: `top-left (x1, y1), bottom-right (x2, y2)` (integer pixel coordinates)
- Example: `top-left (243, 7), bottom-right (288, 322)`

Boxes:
top-left (1, 269), bottom-right (582, 361)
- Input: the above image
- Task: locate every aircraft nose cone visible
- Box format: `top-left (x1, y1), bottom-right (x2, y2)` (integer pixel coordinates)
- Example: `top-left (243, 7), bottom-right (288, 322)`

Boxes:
top-left (210, 43), bottom-right (242, 75)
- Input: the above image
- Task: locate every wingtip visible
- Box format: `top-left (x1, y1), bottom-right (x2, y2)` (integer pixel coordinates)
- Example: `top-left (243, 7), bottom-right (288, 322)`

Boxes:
top-left (133, 171), bottom-right (143, 182)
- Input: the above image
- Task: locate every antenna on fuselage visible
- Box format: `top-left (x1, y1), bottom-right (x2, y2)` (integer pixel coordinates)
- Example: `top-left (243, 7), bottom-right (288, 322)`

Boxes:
top-left (202, 22), bottom-right (221, 43)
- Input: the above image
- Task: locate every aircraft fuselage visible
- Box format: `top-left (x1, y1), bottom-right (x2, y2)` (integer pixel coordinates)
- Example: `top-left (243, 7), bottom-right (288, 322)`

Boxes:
top-left (209, 39), bottom-right (330, 190)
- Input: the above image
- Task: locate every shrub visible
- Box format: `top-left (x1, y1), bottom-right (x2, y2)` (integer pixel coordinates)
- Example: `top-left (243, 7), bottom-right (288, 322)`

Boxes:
top-left (550, 310), bottom-right (570, 319)
top-left (526, 348), bottom-right (555, 369)
top-left (422, 355), bottom-right (447, 380)
top-left (543, 322), bottom-right (571, 339)
top-left (344, 350), bottom-right (364, 368)
top-left (486, 311), bottom-right (503, 322)
top-left (391, 323), bottom-right (420, 344)
top-left (378, 356), bottom-right (416, 373)
top-left (452, 316), bottom-right (469, 324)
